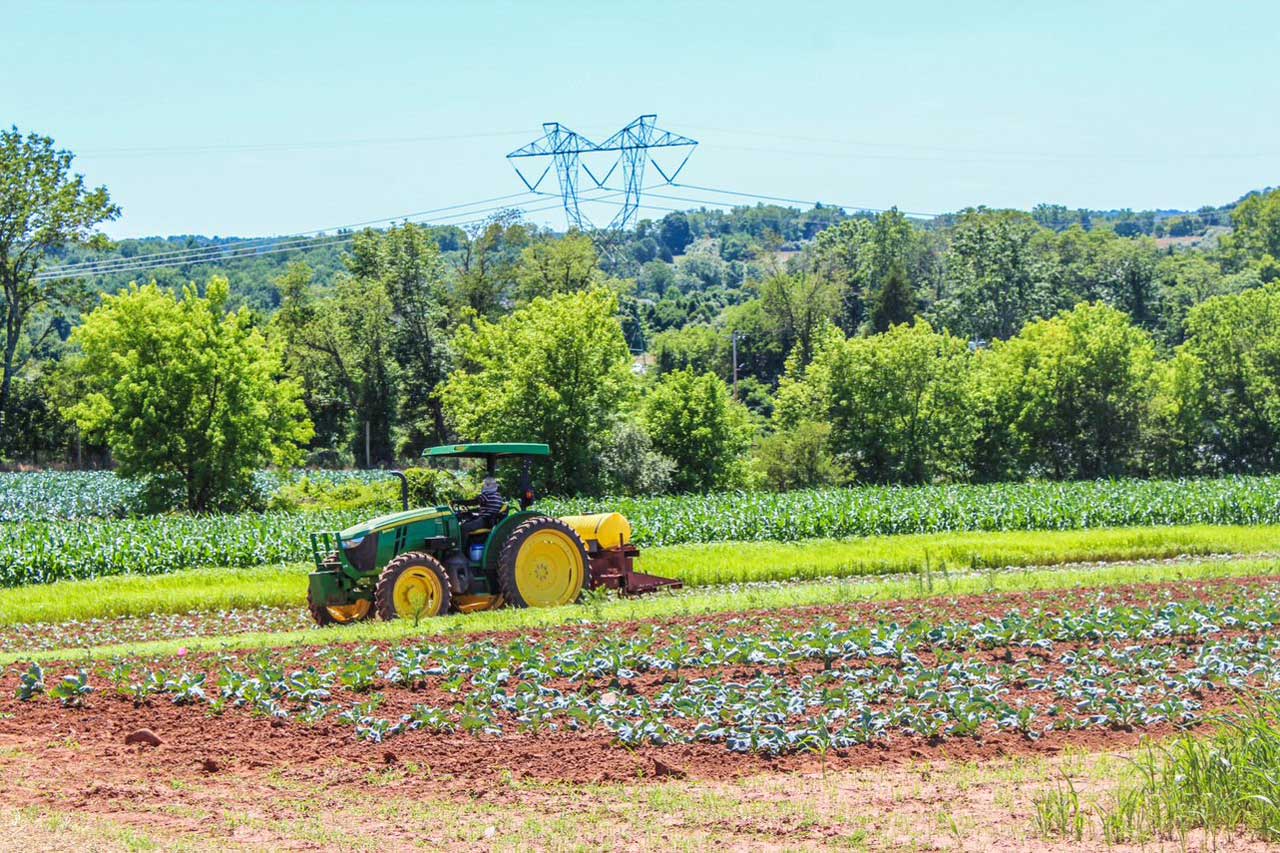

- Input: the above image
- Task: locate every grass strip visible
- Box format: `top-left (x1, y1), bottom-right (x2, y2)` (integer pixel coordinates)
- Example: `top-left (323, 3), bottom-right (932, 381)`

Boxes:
top-left (645, 524), bottom-right (1279, 586)
top-left (2, 524), bottom-right (1275, 629)
top-left (6, 555), bottom-right (1278, 665)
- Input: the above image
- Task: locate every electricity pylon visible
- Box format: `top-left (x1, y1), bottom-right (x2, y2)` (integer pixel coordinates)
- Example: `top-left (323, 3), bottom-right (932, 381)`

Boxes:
top-left (506, 122), bottom-right (598, 230)
top-left (507, 115), bottom-right (697, 231)
top-left (586, 115), bottom-right (698, 230)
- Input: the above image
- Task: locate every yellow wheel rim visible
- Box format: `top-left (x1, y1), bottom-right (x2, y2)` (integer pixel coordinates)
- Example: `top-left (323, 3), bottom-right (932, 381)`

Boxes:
top-left (392, 566), bottom-right (446, 619)
top-left (325, 599), bottom-right (371, 623)
top-left (514, 530), bottom-right (584, 607)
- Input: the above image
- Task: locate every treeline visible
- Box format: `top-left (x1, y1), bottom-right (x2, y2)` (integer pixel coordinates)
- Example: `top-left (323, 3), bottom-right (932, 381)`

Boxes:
top-left (7, 125), bottom-right (1280, 504)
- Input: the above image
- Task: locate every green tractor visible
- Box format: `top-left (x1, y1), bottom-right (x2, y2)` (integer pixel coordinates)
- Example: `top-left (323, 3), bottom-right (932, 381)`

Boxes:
top-left (306, 442), bottom-right (680, 626)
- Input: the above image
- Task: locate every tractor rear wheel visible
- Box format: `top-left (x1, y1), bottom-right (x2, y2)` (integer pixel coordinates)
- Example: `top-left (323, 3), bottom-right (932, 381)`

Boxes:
top-left (497, 516), bottom-right (588, 608)
top-left (375, 552), bottom-right (452, 621)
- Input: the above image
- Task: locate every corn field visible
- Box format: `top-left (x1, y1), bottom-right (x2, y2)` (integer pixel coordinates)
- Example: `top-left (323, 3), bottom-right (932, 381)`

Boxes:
top-left (4, 475), bottom-right (1280, 587)
top-left (545, 476), bottom-right (1280, 546)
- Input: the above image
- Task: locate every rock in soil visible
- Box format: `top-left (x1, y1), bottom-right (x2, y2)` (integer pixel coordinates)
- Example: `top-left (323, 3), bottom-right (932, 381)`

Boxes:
top-left (124, 729), bottom-right (162, 747)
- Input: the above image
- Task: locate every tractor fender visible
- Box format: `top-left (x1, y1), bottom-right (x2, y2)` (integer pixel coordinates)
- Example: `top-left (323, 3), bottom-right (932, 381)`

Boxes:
top-left (480, 510), bottom-right (543, 579)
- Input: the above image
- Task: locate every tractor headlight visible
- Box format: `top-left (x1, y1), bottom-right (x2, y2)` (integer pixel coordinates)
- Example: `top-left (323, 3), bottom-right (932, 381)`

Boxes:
top-left (344, 536), bottom-right (366, 549)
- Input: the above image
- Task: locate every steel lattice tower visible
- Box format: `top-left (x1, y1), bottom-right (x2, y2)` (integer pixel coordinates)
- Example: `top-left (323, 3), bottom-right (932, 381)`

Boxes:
top-left (507, 115), bottom-right (697, 231)
top-left (506, 122), bottom-right (598, 230)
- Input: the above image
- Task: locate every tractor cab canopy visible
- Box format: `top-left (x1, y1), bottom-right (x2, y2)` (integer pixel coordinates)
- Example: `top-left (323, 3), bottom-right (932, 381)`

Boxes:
top-left (423, 443), bottom-right (549, 462)
top-left (423, 442), bottom-right (549, 508)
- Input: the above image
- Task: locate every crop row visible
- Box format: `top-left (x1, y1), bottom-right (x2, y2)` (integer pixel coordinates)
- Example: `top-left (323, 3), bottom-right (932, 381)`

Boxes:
top-left (6, 475), bottom-right (1280, 587)
top-left (544, 476), bottom-right (1280, 546)
top-left (0, 470), bottom-right (386, 522)
top-left (0, 510), bottom-right (365, 587)
top-left (15, 587), bottom-right (1280, 755)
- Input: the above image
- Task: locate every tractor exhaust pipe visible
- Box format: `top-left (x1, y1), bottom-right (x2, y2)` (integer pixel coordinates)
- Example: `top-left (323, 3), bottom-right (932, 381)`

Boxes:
top-left (388, 470), bottom-right (409, 511)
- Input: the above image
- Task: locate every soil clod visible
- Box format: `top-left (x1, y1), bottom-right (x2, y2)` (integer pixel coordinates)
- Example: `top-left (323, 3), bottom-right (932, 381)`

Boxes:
top-left (123, 728), bottom-right (161, 747)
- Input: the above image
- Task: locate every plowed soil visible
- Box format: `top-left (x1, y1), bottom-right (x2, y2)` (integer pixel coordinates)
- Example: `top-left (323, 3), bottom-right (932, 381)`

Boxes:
top-left (2, 575), bottom-right (1278, 850)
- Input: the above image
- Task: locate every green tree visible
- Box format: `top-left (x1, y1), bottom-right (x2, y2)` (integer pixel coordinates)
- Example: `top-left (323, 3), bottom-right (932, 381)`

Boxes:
top-left (1181, 284), bottom-right (1280, 472)
top-left (971, 303), bottom-right (1156, 480)
top-left (810, 209), bottom-right (925, 334)
top-left (651, 323), bottom-right (726, 376)
top-left (348, 224), bottom-right (453, 450)
top-left (0, 128), bottom-right (119, 444)
top-left (1225, 189), bottom-right (1280, 263)
top-left (1154, 252), bottom-right (1231, 344)
top-left (779, 321), bottom-right (973, 484)
top-left (439, 287), bottom-right (633, 494)
top-left (759, 272), bottom-right (841, 368)
top-left (719, 299), bottom-right (788, 385)
top-left (62, 278), bottom-right (312, 511)
top-left (752, 420), bottom-right (841, 491)
top-left (514, 231), bottom-right (601, 301)
top-left (1139, 349), bottom-right (1210, 477)
top-left (641, 368), bottom-right (753, 491)
top-left (868, 262), bottom-right (916, 333)
top-left (597, 420), bottom-right (676, 495)
top-left (272, 259), bottom-right (398, 466)
top-left (453, 214), bottom-right (528, 318)
top-left (932, 209), bottom-right (1054, 341)
top-left (659, 212), bottom-right (693, 256)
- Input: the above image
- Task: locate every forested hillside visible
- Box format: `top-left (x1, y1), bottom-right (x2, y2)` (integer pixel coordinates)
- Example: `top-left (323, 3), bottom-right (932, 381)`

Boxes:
top-left (7, 124), bottom-right (1280, 501)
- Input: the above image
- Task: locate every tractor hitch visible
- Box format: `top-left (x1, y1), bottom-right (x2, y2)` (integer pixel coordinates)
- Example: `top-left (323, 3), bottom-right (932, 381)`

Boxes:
top-left (588, 543), bottom-right (682, 596)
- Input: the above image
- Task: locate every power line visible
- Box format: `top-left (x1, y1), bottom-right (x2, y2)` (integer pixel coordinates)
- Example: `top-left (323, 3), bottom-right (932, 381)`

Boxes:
top-left (37, 189), bottom-right (634, 282)
top-left (38, 191), bottom-right (541, 278)
top-left (682, 123), bottom-right (1280, 163)
top-left (78, 130), bottom-right (535, 159)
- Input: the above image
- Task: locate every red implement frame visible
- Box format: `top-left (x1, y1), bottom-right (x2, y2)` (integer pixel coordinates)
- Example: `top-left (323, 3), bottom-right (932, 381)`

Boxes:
top-left (587, 543), bottom-right (682, 596)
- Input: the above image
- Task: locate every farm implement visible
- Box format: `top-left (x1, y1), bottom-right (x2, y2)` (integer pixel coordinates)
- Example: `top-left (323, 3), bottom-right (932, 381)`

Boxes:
top-left (306, 442), bottom-right (680, 625)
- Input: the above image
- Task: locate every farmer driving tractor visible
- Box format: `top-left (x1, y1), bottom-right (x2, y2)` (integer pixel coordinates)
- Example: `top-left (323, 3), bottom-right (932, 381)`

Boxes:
top-left (461, 477), bottom-right (506, 534)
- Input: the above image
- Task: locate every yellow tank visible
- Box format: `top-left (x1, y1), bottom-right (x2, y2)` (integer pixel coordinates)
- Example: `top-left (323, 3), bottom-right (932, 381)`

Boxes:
top-left (559, 512), bottom-right (632, 550)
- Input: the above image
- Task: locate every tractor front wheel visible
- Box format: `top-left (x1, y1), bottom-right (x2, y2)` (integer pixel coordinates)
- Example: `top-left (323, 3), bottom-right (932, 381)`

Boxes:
top-left (375, 552), bottom-right (453, 621)
top-left (498, 516), bottom-right (588, 608)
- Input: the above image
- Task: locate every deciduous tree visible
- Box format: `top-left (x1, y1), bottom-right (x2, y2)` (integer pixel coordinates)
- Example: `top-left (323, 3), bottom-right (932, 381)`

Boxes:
top-left (439, 287), bottom-right (633, 494)
top-left (0, 128), bottom-right (119, 444)
top-left (62, 278), bottom-right (311, 511)
top-left (641, 368), bottom-right (753, 491)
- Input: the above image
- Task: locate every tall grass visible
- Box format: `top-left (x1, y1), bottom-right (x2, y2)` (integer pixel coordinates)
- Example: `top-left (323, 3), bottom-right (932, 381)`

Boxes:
top-left (642, 524), bottom-right (1280, 586)
top-left (1102, 704), bottom-right (1280, 844)
top-left (1035, 702), bottom-right (1280, 844)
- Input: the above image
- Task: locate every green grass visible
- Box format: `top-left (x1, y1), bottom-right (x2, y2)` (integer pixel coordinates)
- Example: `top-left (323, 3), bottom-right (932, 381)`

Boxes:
top-left (0, 563), bottom-right (302, 627)
top-left (643, 523), bottom-right (1280, 586)
top-left (7, 554), bottom-right (1278, 665)
top-left (1035, 702), bottom-right (1280, 845)
top-left (1, 523), bottom-right (1275, 629)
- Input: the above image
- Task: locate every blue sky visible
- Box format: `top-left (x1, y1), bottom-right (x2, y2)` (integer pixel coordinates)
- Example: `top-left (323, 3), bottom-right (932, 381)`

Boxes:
top-left (6, 0), bottom-right (1277, 237)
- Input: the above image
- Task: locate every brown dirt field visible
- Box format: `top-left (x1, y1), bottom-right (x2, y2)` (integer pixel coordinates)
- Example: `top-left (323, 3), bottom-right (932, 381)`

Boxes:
top-left (1, 576), bottom-right (1277, 850)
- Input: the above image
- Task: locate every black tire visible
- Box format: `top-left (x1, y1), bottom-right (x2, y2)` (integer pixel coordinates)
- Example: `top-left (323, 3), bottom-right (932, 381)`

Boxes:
top-left (497, 516), bottom-right (589, 609)
top-left (375, 551), bottom-right (453, 621)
